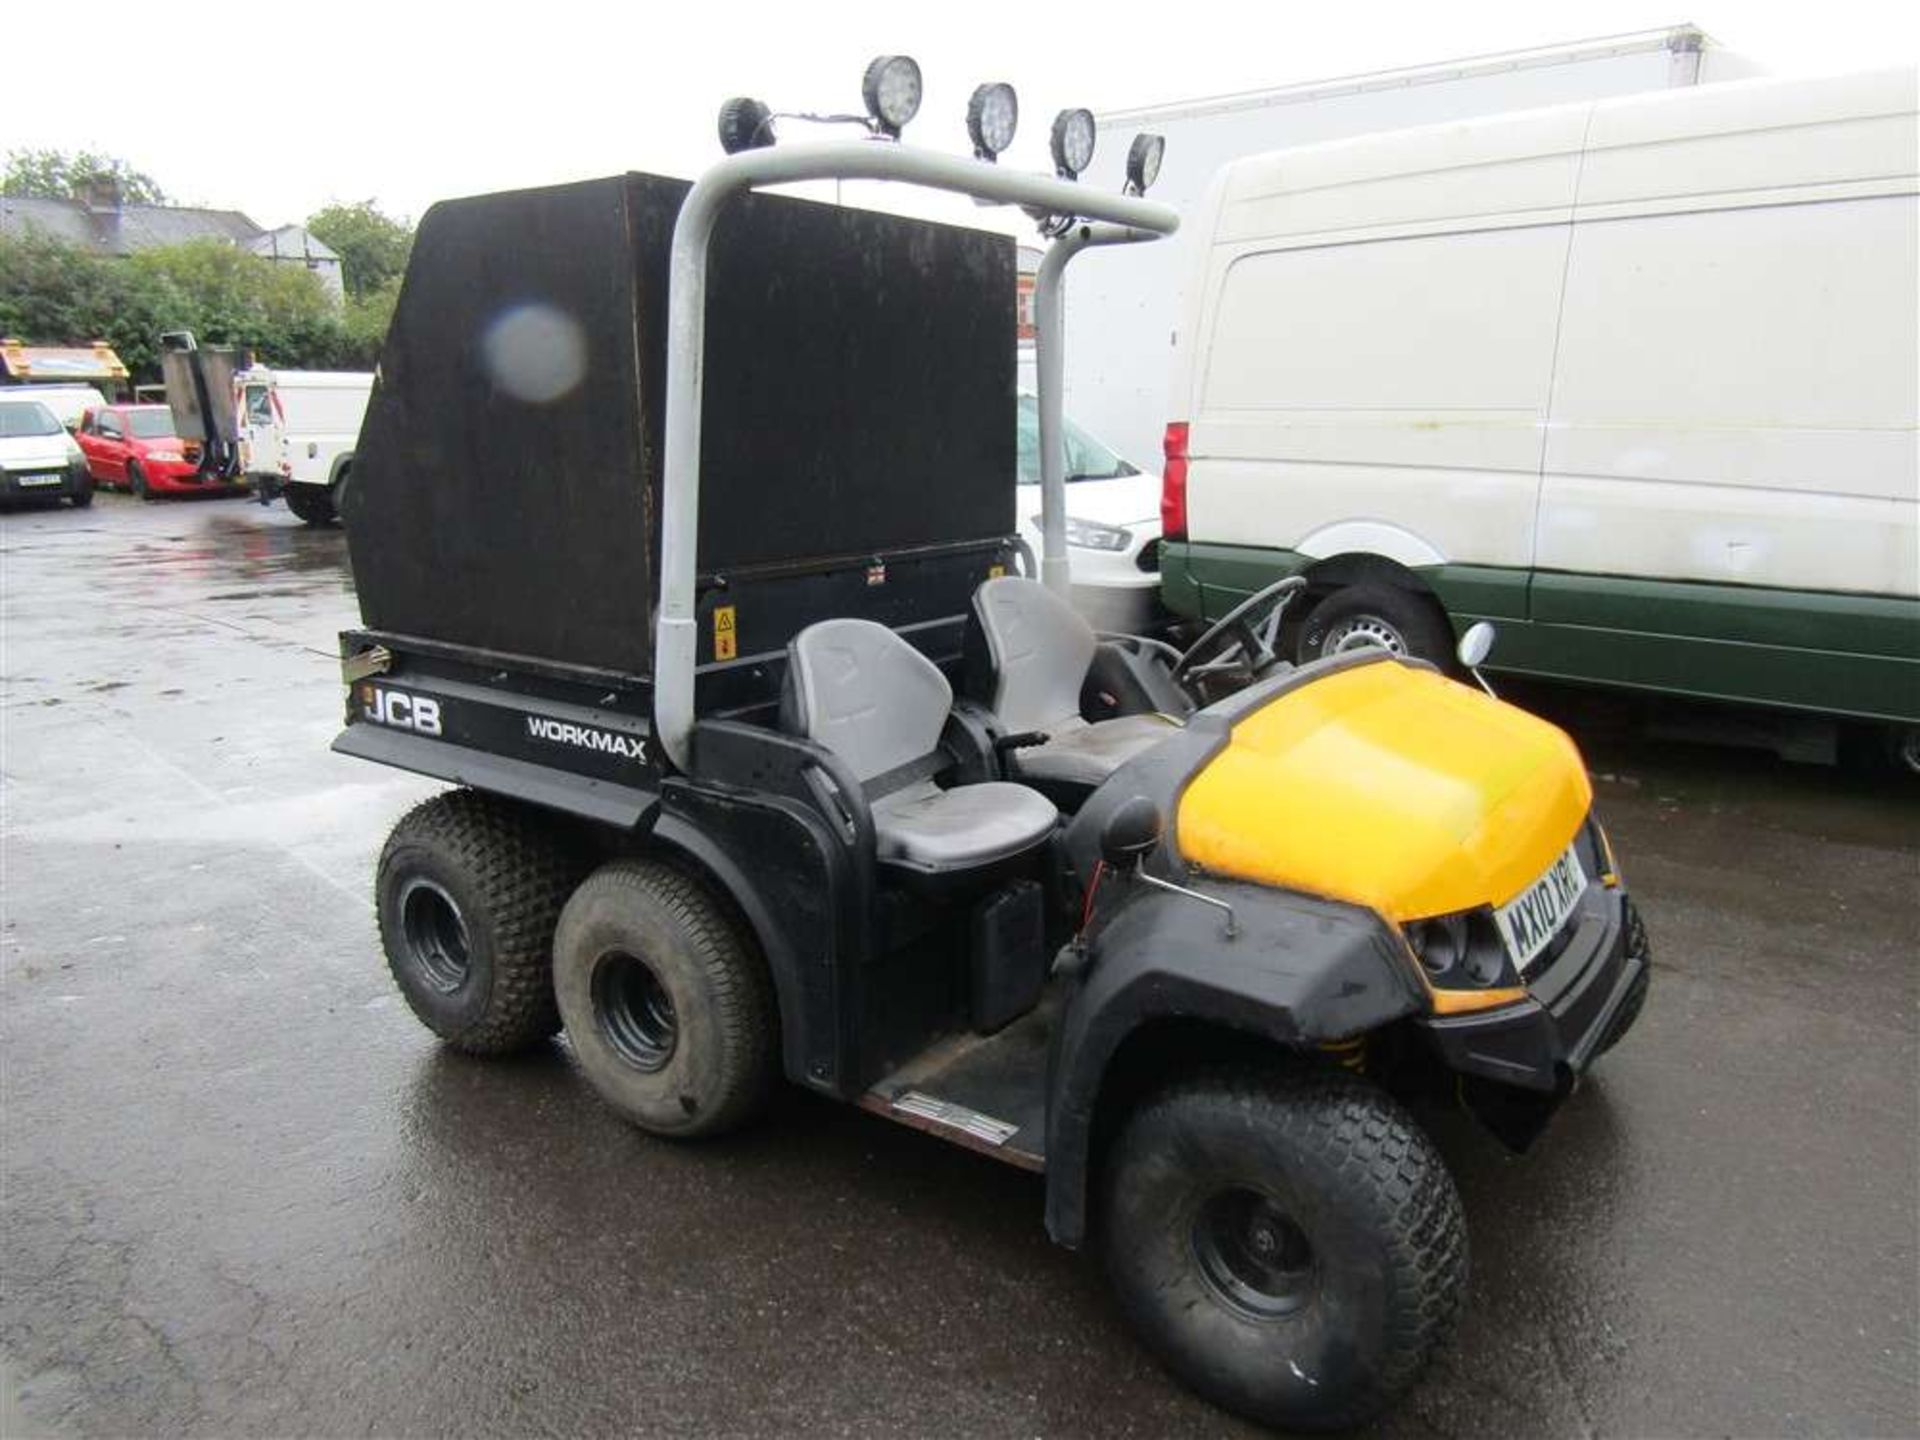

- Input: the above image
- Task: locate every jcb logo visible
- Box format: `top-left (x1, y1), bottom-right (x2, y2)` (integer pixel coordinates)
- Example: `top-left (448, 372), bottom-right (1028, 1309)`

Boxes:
top-left (361, 685), bottom-right (442, 736)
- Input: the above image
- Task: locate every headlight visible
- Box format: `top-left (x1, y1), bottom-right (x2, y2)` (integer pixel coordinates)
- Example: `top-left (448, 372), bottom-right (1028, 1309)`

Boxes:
top-left (1049, 108), bottom-right (1096, 179)
top-left (966, 82), bottom-right (1018, 161)
top-left (1055, 516), bottom-right (1131, 552)
top-left (1404, 909), bottom-right (1513, 989)
top-left (146, 449), bottom-right (185, 463)
top-left (861, 55), bottom-right (922, 137)
top-left (1125, 133), bottom-right (1165, 195)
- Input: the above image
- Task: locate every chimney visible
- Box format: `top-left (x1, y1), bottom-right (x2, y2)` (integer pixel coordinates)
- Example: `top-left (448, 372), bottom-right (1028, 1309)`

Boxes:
top-left (82, 176), bottom-right (123, 215)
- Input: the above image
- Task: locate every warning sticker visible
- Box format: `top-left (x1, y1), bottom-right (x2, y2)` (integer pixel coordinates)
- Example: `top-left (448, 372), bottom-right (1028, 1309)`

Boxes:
top-left (713, 605), bottom-right (737, 661)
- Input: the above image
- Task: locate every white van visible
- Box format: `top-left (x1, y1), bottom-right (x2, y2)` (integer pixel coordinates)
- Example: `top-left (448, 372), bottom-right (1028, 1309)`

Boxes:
top-left (1162, 69), bottom-right (1918, 754)
top-left (237, 366), bottom-right (373, 526)
top-left (4, 384), bottom-right (109, 431)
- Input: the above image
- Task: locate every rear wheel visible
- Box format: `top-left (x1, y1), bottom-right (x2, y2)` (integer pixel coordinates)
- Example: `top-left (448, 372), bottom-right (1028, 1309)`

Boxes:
top-left (1298, 583), bottom-right (1454, 671)
top-left (284, 484), bottom-right (336, 526)
top-left (329, 464), bottom-right (352, 525)
top-left (375, 790), bottom-right (584, 1055)
top-left (1102, 1066), bottom-right (1466, 1432)
top-left (554, 858), bottom-right (777, 1139)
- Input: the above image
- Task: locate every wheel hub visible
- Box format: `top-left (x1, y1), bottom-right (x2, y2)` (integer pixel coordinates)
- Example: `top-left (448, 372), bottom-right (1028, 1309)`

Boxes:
top-left (1323, 615), bottom-right (1406, 656)
top-left (398, 877), bottom-right (471, 993)
top-left (1192, 1187), bottom-right (1317, 1320)
top-left (593, 951), bottom-right (678, 1073)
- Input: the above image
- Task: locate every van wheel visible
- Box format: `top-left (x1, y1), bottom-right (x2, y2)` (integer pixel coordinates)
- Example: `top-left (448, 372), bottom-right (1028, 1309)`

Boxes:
top-left (330, 464), bottom-right (352, 524)
top-left (1299, 583), bottom-right (1454, 670)
top-left (376, 790), bottom-right (583, 1055)
top-left (70, 478), bottom-right (94, 508)
top-left (284, 484), bottom-right (336, 527)
top-left (1102, 1066), bottom-right (1466, 1432)
top-left (554, 858), bottom-right (777, 1139)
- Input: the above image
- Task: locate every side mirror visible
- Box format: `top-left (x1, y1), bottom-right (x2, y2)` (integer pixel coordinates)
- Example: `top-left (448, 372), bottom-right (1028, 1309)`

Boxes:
top-left (1100, 795), bottom-right (1163, 868)
top-left (1456, 621), bottom-right (1495, 671)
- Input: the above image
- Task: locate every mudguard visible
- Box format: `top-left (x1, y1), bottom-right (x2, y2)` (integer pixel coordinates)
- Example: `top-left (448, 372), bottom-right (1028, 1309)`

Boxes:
top-left (1042, 878), bottom-right (1427, 1248)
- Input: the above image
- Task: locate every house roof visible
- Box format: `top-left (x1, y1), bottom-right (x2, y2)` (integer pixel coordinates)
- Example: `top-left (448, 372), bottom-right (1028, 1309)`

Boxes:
top-left (0, 194), bottom-right (292, 256)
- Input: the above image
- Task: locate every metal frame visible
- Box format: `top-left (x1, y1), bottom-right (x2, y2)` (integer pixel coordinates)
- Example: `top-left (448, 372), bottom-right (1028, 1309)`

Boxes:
top-left (655, 140), bottom-right (1179, 771)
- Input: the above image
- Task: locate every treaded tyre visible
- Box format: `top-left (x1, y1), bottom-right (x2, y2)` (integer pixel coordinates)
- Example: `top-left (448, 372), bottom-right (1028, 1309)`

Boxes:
top-left (284, 484), bottom-right (336, 526)
top-left (375, 790), bottom-right (582, 1055)
top-left (1102, 1065), bottom-right (1467, 1432)
top-left (1299, 582), bottom-right (1454, 670)
top-left (554, 858), bottom-right (777, 1139)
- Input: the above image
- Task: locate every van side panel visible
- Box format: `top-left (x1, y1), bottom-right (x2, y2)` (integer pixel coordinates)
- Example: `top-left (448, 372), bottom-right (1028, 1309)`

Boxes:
top-left (1181, 108), bottom-right (1586, 612)
top-left (1526, 72), bottom-right (1919, 718)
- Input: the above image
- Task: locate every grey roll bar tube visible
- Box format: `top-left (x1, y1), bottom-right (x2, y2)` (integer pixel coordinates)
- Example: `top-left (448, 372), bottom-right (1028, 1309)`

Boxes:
top-left (655, 140), bottom-right (1179, 772)
top-left (1033, 222), bottom-right (1167, 596)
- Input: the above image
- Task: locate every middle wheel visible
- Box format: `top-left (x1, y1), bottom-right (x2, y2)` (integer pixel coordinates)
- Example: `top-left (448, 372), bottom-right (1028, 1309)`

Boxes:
top-left (553, 857), bottom-right (778, 1139)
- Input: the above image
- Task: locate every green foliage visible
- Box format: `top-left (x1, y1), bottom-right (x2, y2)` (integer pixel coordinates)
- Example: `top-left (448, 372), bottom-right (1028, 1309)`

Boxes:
top-left (307, 200), bottom-right (413, 299)
top-left (0, 230), bottom-right (394, 379)
top-left (3, 148), bottom-right (169, 205)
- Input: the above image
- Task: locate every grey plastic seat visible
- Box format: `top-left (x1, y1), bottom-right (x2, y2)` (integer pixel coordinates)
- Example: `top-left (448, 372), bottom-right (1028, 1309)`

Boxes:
top-left (972, 576), bottom-right (1180, 788)
top-left (785, 618), bottom-right (1057, 874)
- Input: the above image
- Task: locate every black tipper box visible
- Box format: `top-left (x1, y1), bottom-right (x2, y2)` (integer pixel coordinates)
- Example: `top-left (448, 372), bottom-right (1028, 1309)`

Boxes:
top-left (345, 173), bottom-right (1018, 679)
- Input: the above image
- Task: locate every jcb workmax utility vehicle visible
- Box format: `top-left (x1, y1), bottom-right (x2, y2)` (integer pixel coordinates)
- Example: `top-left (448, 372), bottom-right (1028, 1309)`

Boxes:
top-left (335, 59), bottom-right (1650, 1432)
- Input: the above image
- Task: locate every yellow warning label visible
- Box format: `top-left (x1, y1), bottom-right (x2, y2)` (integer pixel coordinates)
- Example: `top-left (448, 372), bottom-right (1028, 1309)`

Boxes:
top-left (988, 564), bottom-right (1006, 579)
top-left (713, 605), bottom-right (737, 661)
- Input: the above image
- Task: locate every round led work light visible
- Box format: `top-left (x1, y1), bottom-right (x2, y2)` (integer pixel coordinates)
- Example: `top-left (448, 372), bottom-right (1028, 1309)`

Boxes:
top-left (966, 82), bottom-right (1019, 161)
top-left (1050, 107), bottom-right (1096, 179)
top-left (1125, 132), bottom-right (1165, 195)
top-left (862, 55), bottom-right (923, 137)
top-left (717, 97), bottom-right (774, 155)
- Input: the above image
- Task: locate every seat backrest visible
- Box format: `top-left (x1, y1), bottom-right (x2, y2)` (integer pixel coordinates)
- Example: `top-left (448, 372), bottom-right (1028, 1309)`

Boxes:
top-left (973, 576), bottom-right (1097, 732)
top-left (785, 618), bottom-right (952, 784)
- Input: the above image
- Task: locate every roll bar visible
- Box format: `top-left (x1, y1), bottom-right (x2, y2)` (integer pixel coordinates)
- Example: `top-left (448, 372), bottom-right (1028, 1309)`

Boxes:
top-left (655, 140), bottom-right (1179, 772)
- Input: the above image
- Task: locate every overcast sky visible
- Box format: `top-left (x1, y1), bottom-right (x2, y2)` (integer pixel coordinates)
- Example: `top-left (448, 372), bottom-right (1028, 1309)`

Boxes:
top-left (8, 1), bottom-right (1917, 234)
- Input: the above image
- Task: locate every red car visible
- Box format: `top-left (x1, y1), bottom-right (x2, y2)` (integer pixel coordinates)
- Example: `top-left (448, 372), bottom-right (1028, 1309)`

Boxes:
top-left (75, 405), bottom-right (245, 498)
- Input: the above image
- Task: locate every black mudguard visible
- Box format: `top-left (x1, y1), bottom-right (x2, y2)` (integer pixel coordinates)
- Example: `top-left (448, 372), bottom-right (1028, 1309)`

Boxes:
top-left (1042, 877), bottom-right (1428, 1248)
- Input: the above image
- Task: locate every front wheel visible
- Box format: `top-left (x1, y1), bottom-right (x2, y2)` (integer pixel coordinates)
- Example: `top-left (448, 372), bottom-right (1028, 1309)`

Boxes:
top-left (69, 477), bottom-right (94, 508)
top-left (1298, 583), bottom-right (1454, 671)
top-left (127, 461), bottom-right (150, 501)
top-left (284, 484), bottom-right (336, 527)
top-left (1102, 1066), bottom-right (1466, 1432)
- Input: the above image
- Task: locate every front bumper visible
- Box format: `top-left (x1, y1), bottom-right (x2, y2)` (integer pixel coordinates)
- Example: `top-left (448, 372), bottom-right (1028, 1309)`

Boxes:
top-left (1, 462), bottom-right (88, 503)
top-left (1421, 886), bottom-right (1648, 1104)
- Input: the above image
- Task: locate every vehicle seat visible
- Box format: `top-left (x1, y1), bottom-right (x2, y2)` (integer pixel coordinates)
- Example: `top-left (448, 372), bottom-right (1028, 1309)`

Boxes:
top-left (784, 618), bottom-right (1057, 874)
top-left (972, 576), bottom-right (1180, 788)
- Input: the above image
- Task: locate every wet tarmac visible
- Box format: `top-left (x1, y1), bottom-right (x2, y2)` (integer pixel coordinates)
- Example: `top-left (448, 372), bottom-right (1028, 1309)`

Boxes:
top-left (2, 493), bottom-right (1916, 1438)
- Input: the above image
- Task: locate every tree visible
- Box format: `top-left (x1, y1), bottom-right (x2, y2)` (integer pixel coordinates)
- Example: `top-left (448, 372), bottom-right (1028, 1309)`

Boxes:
top-left (307, 200), bottom-right (413, 300)
top-left (3, 148), bottom-right (169, 205)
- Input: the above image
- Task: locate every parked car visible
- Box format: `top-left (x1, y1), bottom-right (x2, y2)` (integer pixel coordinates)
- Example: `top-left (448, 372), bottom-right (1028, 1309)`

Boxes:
top-left (0, 384), bottom-right (108, 431)
top-left (75, 405), bottom-right (246, 499)
top-left (1015, 392), bottom-right (1165, 634)
top-left (1160, 67), bottom-right (1918, 764)
top-left (236, 366), bottom-right (372, 525)
top-left (0, 398), bottom-right (92, 508)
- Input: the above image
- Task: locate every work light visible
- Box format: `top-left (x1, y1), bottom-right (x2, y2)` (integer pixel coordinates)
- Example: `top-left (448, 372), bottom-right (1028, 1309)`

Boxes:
top-left (862, 55), bottom-right (923, 138)
top-left (1050, 108), bottom-right (1096, 179)
top-left (1125, 133), bottom-right (1165, 195)
top-left (966, 83), bottom-right (1019, 161)
top-left (717, 97), bottom-right (774, 155)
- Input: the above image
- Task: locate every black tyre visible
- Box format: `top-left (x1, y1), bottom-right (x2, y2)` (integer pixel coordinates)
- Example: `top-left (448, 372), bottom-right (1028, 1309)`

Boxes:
top-left (554, 858), bottom-right (777, 1139)
top-left (1299, 583), bottom-right (1454, 670)
top-left (1102, 1066), bottom-right (1467, 1432)
top-left (69, 476), bottom-right (94, 508)
top-left (375, 790), bottom-right (583, 1055)
top-left (329, 464), bottom-right (352, 525)
top-left (284, 484), bottom-right (336, 526)
top-left (127, 461), bottom-right (150, 501)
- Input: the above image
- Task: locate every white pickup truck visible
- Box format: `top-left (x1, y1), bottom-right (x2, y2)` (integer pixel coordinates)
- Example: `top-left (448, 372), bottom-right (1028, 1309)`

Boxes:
top-left (238, 365), bottom-right (373, 526)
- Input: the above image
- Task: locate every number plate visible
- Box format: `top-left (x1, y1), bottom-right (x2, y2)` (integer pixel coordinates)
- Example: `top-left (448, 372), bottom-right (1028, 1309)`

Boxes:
top-left (15, 472), bottom-right (65, 488)
top-left (1495, 843), bottom-right (1589, 974)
